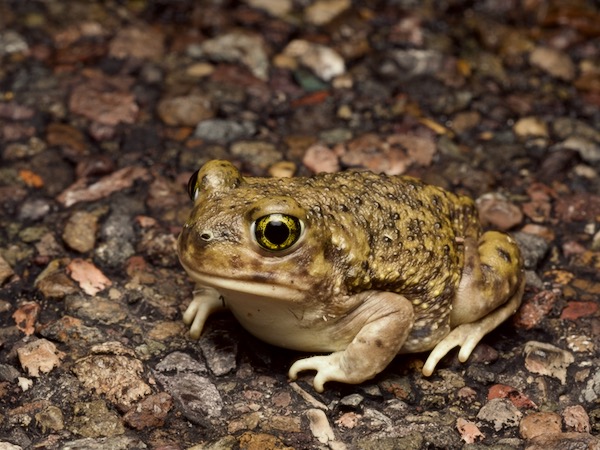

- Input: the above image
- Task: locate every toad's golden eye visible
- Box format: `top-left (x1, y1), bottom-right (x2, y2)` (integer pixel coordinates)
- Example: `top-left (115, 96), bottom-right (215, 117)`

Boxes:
top-left (187, 169), bottom-right (200, 201)
top-left (253, 214), bottom-right (303, 251)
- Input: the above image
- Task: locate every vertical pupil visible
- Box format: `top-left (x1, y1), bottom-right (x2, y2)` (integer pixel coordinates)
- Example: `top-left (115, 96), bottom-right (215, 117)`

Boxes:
top-left (265, 221), bottom-right (290, 245)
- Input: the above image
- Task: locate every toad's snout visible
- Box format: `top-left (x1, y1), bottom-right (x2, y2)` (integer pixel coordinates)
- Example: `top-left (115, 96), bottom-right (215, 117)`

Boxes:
top-left (178, 223), bottom-right (213, 258)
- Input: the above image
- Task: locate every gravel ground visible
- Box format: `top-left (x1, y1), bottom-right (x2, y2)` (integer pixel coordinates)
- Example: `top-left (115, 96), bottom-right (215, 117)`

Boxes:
top-left (0, 1), bottom-right (599, 449)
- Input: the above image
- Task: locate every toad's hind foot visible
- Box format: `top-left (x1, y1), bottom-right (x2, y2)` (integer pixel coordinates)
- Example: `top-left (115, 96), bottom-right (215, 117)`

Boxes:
top-left (289, 353), bottom-right (350, 393)
top-left (288, 290), bottom-right (415, 392)
top-left (422, 278), bottom-right (524, 376)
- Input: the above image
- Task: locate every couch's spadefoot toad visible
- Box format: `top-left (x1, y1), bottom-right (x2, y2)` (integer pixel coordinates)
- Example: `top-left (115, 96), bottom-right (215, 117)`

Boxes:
top-left (178, 160), bottom-right (524, 392)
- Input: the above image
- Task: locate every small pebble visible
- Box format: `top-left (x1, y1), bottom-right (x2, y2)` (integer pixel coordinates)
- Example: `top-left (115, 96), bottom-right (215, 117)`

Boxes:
top-left (157, 95), bottom-right (214, 127)
top-left (69, 82), bottom-right (139, 126)
top-left (68, 400), bottom-right (125, 438)
top-left (476, 398), bottom-right (522, 431)
top-left (109, 26), bottom-right (165, 60)
top-left (17, 338), bottom-right (65, 377)
top-left (230, 140), bottom-right (281, 171)
top-left (156, 372), bottom-right (223, 424)
top-left (192, 31), bottom-right (269, 80)
top-left (303, 143), bottom-right (340, 173)
top-left (194, 119), bottom-right (256, 143)
top-left (123, 392), bottom-right (173, 430)
top-left (245, 0), bottom-right (292, 16)
top-left (306, 409), bottom-right (336, 445)
top-left (72, 344), bottom-right (151, 410)
top-left (304, 0), bottom-right (351, 26)
top-left (0, 255), bottom-right (15, 285)
top-left (282, 39), bottom-right (345, 81)
top-left (513, 116), bottom-right (549, 138)
top-left (268, 161), bottom-right (296, 178)
top-left (557, 136), bottom-right (600, 164)
top-left (340, 393), bottom-right (364, 408)
top-left (523, 341), bottom-right (574, 385)
top-left (35, 405), bottom-right (65, 433)
top-left (199, 327), bottom-right (237, 377)
top-left (62, 211), bottom-right (98, 253)
top-left (456, 417), bottom-right (485, 444)
top-left (476, 192), bottom-right (523, 230)
top-left (18, 198), bottom-right (53, 222)
top-left (562, 405), bottom-right (590, 433)
top-left (529, 46), bottom-right (576, 81)
top-left (513, 231), bottom-right (550, 269)
top-left (519, 411), bottom-right (561, 440)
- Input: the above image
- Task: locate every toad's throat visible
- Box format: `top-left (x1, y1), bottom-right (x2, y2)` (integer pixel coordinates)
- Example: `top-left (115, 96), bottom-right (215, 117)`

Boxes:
top-left (180, 260), bottom-right (341, 351)
top-left (179, 260), bottom-right (304, 303)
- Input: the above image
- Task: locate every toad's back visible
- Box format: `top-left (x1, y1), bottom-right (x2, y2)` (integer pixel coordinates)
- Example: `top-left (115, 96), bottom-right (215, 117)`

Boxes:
top-left (249, 170), bottom-right (481, 304)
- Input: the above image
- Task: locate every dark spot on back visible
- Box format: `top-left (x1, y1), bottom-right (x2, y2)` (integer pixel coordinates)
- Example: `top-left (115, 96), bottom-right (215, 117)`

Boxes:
top-left (497, 247), bottom-right (512, 263)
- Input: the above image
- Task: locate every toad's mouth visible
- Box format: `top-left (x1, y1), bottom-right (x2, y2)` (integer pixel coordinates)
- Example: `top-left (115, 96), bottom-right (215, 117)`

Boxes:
top-left (179, 259), bottom-right (304, 303)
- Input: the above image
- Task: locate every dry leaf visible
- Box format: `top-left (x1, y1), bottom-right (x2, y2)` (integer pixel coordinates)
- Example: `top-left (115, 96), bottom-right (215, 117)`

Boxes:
top-left (57, 166), bottom-right (149, 207)
top-left (67, 258), bottom-right (112, 295)
top-left (17, 339), bottom-right (65, 377)
top-left (456, 418), bottom-right (485, 444)
top-left (13, 301), bottom-right (41, 335)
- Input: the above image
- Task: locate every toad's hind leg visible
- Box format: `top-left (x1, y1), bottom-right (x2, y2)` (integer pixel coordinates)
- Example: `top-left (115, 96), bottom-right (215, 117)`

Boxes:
top-left (289, 291), bottom-right (415, 392)
top-left (422, 231), bottom-right (524, 376)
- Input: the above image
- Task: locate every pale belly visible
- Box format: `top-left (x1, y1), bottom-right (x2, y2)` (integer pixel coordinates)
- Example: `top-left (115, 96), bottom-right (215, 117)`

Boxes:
top-left (222, 290), bottom-right (347, 352)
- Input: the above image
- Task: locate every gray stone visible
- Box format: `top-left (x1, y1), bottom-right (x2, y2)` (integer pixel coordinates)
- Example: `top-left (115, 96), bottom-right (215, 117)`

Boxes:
top-left (556, 136), bottom-right (600, 163)
top-left (94, 198), bottom-right (141, 268)
top-left (580, 368), bottom-right (600, 403)
top-left (389, 49), bottom-right (444, 78)
top-left (0, 363), bottom-right (20, 382)
top-left (0, 442), bottom-right (23, 450)
top-left (477, 398), bottom-right (522, 431)
top-left (230, 140), bottom-right (280, 171)
top-left (194, 119), bottom-right (256, 143)
top-left (155, 351), bottom-right (207, 374)
top-left (68, 400), bottom-right (125, 438)
top-left (523, 341), bottom-right (574, 385)
top-left (340, 393), bottom-right (364, 407)
top-left (199, 328), bottom-right (237, 377)
top-left (0, 31), bottom-right (29, 56)
top-left (18, 198), bottom-right (52, 221)
top-left (188, 31), bottom-right (269, 80)
top-left (156, 372), bottom-right (223, 424)
top-left (552, 117), bottom-right (600, 143)
top-left (355, 432), bottom-right (423, 450)
top-left (61, 436), bottom-right (148, 450)
top-left (513, 232), bottom-right (550, 270)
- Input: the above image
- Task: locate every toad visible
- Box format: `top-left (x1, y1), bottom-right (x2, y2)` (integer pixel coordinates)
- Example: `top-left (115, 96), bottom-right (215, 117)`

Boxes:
top-left (178, 160), bottom-right (524, 392)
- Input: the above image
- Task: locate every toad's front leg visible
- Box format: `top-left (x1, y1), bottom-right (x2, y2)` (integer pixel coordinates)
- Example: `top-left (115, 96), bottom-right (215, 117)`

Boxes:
top-left (288, 291), bottom-right (414, 392)
top-left (183, 286), bottom-right (226, 339)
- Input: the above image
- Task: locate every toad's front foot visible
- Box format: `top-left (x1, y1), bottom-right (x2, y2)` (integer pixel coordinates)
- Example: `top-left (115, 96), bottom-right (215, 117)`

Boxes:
top-left (183, 286), bottom-right (225, 339)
